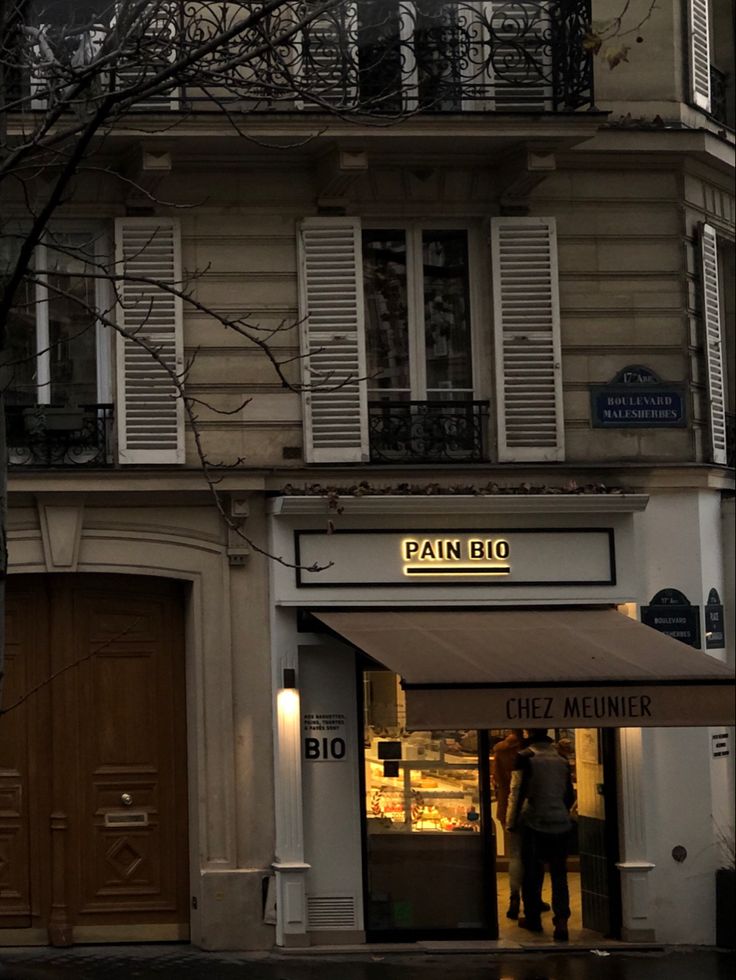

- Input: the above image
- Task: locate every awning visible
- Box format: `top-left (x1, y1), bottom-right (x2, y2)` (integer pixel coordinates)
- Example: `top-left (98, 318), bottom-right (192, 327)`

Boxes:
top-left (313, 609), bottom-right (736, 729)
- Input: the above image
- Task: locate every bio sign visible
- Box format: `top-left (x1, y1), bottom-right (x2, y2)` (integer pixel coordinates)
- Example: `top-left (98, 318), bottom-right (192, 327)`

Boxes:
top-left (302, 712), bottom-right (348, 762)
top-left (590, 366), bottom-right (686, 428)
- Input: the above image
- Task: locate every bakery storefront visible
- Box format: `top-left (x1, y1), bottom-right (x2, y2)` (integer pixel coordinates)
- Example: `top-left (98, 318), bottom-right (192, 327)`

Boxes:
top-left (266, 494), bottom-right (735, 948)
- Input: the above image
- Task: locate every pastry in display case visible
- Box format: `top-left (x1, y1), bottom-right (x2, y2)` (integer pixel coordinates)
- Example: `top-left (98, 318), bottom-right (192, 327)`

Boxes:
top-left (365, 728), bottom-right (482, 833)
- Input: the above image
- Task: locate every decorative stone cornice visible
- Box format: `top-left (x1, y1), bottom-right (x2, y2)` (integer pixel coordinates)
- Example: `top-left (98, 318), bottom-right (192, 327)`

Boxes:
top-left (269, 493), bottom-right (650, 516)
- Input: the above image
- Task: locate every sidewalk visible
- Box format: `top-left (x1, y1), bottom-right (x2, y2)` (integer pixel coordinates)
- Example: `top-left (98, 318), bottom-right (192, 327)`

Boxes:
top-left (0, 945), bottom-right (734, 980)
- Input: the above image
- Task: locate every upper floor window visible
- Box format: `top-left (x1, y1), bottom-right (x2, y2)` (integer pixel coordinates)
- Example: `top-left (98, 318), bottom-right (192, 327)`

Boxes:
top-left (297, 215), bottom-right (563, 465)
top-left (5, 231), bottom-right (110, 409)
top-left (690, 0), bottom-right (735, 127)
top-left (2, 218), bottom-right (185, 467)
top-left (3, 229), bottom-right (113, 466)
top-left (363, 227), bottom-right (473, 403)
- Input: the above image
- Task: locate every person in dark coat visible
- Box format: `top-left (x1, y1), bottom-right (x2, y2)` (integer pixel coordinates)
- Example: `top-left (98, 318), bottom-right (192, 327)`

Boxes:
top-left (492, 729), bottom-right (524, 919)
top-left (506, 728), bottom-right (576, 941)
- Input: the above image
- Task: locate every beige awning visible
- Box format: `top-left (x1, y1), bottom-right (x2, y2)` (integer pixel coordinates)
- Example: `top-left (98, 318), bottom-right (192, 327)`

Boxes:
top-left (313, 609), bottom-right (735, 729)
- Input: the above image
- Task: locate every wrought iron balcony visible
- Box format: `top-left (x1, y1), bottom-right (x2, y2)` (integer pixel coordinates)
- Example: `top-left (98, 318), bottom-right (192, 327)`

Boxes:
top-left (7, 403), bottom-right (114, 468)
top-left (225, 0), bottom-right (594, 113)
top-left (18, 0), bottom-right (594, 115)
top-left (368, 399), bottom-right (489, 462)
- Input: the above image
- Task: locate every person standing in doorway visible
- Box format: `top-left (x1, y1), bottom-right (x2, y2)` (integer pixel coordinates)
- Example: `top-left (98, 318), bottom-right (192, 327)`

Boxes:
top-left (493, 729), bottom-right (541, 920)
top-left (506, 728), bottom-right (576, 941)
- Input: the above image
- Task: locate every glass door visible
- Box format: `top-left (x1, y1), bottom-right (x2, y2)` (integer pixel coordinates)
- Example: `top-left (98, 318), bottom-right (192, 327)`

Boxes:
top-left (361, 670), bottom-right (496, 939)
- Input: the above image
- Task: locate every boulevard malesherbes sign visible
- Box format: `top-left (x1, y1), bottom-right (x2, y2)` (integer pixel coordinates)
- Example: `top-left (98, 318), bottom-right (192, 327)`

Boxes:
top-left (295, 528), bottom-right (615, 587)
top-left (590, 366), bottom-right (687, 428)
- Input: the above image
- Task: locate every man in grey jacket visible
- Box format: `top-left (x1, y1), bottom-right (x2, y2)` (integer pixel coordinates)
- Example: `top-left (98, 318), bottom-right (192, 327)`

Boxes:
top-left (506, 729), bottom-right (575, 941)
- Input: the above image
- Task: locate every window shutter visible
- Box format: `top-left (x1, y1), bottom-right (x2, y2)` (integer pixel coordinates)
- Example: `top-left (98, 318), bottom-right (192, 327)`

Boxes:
top-left (297, 1), bottom-right (358, 109)
top-left (30, 24), bottom-right (107, 109)
top-left (297, 217), bottom-right (368, 463)
top-left (114, 217), bottom-right (185, 464)
top-left (491, 216), bottom-right (564, 462)
top-left (689, 0), bottom-right (711, 111)
top-left (487, 0), bottom-right (552, 111)
top-left (700, 224), bottom-right (727, 464)
top-left (115, 2), bottom-right (180, 110)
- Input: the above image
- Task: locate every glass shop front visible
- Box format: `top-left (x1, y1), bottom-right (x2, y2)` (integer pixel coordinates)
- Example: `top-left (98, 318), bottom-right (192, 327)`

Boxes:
top-left (360, 668), bottom-right (618, 942)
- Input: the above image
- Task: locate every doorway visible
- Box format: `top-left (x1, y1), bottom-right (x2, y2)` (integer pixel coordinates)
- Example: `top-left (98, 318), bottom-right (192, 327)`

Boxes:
top-left (360, 669), bottom-right (621, 943)
top-left (0, 575), bottom-right (189, 945)
top-left (493, 728), bottom-right (621, 944)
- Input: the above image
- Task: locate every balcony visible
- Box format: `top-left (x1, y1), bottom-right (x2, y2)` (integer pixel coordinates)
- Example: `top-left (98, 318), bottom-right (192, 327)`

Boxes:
top-left (368, 399), bottom-right (489, 462)
top-left (7, 404), bottom-right (114, 468)
top-left (294, 0), bottom-right (594, 113)
top-left (21, 0), bottom-right (594, 115)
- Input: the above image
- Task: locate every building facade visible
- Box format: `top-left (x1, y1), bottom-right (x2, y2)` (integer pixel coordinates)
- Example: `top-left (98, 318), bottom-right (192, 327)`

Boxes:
top-left (1, 0), bottom-right (734, 951)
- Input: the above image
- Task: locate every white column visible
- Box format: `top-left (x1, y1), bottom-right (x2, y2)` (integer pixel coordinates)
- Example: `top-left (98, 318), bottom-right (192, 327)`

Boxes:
top-left (272, 682), bottom-right (310, 947)
top-left (616, 727), bottom-right (656, 942)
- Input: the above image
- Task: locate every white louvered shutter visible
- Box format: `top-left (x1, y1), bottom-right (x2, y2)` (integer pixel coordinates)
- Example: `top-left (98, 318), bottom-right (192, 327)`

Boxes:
top-left (115, 1), bottom-right (180, 110)
top-left (297, 1), bottom-right (358, 109)
top-left (701, 224), bottom-right (727, 464)
top-left (491, 216), bottom-right (564, 461)
top-left (487, 0), bottom-right (552, 111)
top-left (689, 0), bottom-right (711, 111)
top-left (30, 24), bottom-right (107, 109)
top-left (115, 217), bottom-right (185, 464)
top-left (297, 217), bottom-right (368, 463)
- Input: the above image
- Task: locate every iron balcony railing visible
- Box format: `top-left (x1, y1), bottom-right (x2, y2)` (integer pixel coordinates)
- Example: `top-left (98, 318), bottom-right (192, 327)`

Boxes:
top-left (294, 0), bottom-right (595, 113)
top-left (20, 0), bottom-right (595, 115)
top-left (368, 399), bottom-right (489, 462)
top-left (6, 403), bottom-right (114, 468)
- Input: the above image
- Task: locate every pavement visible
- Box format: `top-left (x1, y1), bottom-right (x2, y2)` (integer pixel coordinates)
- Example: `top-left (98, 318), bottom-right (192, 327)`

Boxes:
top-left (0, 945), bottom-right (734, 980)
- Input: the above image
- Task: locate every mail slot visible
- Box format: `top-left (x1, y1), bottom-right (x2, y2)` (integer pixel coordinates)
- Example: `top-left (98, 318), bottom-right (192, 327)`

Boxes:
top-left (104, 810), bottom-right (149, 827)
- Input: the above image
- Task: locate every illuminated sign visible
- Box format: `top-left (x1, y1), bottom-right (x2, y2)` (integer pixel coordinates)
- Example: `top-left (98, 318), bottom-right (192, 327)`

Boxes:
top-left (401, 537), bottom-right (511, 577)
top-left (294, 528), bottom-right (616, 589)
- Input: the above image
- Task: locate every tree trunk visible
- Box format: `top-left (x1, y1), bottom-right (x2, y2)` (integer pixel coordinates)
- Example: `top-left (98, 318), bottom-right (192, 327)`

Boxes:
top-left (0, 385), bottom-right (6, 712)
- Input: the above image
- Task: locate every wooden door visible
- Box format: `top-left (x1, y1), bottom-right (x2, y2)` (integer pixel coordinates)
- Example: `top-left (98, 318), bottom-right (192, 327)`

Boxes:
top-left (0, 575), bottom-right (189, 945)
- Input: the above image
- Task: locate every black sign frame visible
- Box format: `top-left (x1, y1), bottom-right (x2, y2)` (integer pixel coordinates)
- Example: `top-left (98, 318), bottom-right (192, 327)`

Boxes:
top-left (641, 588), bottom-right (701, 648)
top-left (705, 588), bottom-right (726, 650)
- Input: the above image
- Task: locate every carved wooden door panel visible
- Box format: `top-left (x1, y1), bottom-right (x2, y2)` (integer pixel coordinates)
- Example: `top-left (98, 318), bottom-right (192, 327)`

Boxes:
top-left (1, 576), bottom-right (189, 945)
top-left (0, 582), bottom-right (50, 935)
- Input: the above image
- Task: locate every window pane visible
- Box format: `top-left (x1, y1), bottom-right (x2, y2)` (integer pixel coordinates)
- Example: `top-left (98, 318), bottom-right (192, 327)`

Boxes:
top-left (4, 282), bottom-right (37, 407)
top-left (423, 230), bottom-right (472, 397)
top-left (363, 231), bottom-right (410, 397)
top-left (33, 1), bottom-right (114, 27)
top-left (1, 235), bottom-right (36, 406)
top-left (363, 670), bottom-right (486, 933)
top-left (46, 237), bottom-right (98, 407)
